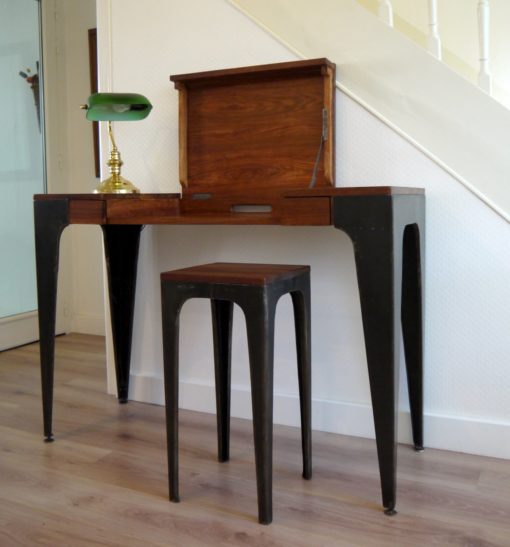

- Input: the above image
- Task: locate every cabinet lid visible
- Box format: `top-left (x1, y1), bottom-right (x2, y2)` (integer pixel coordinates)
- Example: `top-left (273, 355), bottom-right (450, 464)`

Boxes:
top-left (170, 58), bottom-right (335, 198)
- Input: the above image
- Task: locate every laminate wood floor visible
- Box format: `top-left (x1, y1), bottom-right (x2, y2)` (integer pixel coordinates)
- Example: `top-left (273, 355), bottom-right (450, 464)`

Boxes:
top-left (0, 334), bottom-right (509, 546)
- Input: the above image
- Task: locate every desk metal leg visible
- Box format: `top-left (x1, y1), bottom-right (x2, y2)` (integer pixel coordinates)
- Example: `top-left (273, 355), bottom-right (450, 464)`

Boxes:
top-left (402, 218), bottom-right (425, 451)
top-left (34, 199), bottom-right (69, 442)
top-left (101, 225), bottom-right (142, 403)
top-left (333, 194), bottom-right (424, 514)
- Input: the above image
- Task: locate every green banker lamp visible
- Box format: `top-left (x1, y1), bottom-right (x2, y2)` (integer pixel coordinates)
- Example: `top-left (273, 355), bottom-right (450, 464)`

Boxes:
top-left (81, 92), bottom-right (152, 193)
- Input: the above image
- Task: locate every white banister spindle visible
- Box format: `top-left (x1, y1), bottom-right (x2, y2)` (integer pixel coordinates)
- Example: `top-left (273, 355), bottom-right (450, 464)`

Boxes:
top-left (427, 0), bottom-right (442, 60)
top-left (378, 0), bottom-right (394, 27)
top-left (477, 0), bottom-right (492, 94)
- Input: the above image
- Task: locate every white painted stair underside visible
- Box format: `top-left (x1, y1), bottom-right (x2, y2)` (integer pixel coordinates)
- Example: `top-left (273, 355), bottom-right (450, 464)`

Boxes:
top-left (228, 0), bottom-right (510, 222)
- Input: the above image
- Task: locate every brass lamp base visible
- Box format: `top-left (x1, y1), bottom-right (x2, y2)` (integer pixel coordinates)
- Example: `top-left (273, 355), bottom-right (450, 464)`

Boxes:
top-left (94, 128), bottom-right (140, 194)
top-left (94, 174), bottom-right (140, 194)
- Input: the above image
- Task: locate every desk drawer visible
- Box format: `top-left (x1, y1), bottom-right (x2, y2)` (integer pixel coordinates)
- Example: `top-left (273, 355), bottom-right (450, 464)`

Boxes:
top-left (106, 197), bottom-right (180, 224)
top-left (281, 197), bottom-right (330, 225)
top-left (178, 196), bottom-right (331, 225)
top-left (69, 200), bottom-right (106, 224)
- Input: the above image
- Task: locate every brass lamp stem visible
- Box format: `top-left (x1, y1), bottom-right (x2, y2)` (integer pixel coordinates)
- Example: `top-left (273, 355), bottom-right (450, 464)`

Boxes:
top-left (94, 120), bottom-right (140, 194)
top-left (106, 121), bottom-right (123, 178)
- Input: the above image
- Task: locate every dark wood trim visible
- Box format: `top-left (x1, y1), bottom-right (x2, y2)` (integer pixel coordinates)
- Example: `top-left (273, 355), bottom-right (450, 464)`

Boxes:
top-left (284, 187), bottom-right (426, 197)
top-left (34, 193), bottom-right (181, 200)
top-left (88, 28), bottom-right (99, 178)
top-left (170, 58), bottom-right (335, 87)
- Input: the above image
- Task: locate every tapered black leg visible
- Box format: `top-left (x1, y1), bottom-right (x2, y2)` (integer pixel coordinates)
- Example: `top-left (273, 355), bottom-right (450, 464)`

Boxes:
top-left (211, 299), bottom-right (233, 462)
top-left (243, 290), bottom-right (276, 525)
top-left (34, 199), bottom-right (69, 442)
top-left (291, 282), bottom-right (312, 480)
top-left (161, 282), bottom-right (183, 503)
top-left (101, 225), bottom-right (142, 403)
top-left (358, 229), bottom-right (401, 516)
top-left (334, 195), bottom-right (401, 514)
top-left (402, 221), bottom-right (425, 451)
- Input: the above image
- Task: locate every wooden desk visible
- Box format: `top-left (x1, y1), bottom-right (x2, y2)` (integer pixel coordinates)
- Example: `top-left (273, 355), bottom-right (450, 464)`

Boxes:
top-left (35, 56), bottom-right (423, 515)
top-left (34, 185), bottom-right (424, 515)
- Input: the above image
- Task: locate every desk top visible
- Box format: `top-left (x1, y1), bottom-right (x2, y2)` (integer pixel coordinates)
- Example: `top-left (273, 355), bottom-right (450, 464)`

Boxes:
top-left (34, 187), bottom-right (424, 201)
top-left (34, 187), bottom-right (424, 226)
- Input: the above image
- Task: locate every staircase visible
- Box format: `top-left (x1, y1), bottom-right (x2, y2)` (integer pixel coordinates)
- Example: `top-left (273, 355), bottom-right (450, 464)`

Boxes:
top-left (228, 0), bottom-right (510, 222)
top-left (360, 0), bottom-right (508, 106)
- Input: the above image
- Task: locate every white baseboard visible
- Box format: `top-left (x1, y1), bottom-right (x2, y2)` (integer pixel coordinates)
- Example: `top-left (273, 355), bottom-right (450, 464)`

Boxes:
top-left (0, 311), bottom-right (39, 350)
top-left (71, 313), bottom-right (105, 336)
top-left (128, 373), bottom-right (510, 460)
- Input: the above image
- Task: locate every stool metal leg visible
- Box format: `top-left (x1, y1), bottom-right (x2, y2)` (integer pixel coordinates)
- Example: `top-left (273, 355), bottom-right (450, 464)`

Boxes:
top-left (243, 290), bottom-right (276, 525)
top-left (161, 282), bottom-right (182, 503)
top-left (291, 282), bottom-right (312, 480)
top-left (211, 299), bottom-right (233, 462)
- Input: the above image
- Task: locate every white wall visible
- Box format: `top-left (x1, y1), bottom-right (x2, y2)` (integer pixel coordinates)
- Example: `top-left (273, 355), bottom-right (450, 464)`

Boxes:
top-left (99, 0), bottom-right (510, 459)
top-left (61, 0), bottom-right (105, 335)
top-left (44, 0), bottom-right (105, 335)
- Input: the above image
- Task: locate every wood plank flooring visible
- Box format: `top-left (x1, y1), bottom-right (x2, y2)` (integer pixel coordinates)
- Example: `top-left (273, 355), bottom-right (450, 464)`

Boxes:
top-left (0, 333), bottom-right (509, 546)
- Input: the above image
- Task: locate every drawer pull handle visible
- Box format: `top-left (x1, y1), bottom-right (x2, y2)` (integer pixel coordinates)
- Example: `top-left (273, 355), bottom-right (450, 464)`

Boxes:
top-left (231, 205), bottom-right (272, 213)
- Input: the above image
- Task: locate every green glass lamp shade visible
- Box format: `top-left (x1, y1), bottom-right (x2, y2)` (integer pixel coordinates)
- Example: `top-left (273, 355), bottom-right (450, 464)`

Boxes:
top-left (84, 92), bottom-right (152, 121)
top-left (81, 92), bottom-right (152, 193)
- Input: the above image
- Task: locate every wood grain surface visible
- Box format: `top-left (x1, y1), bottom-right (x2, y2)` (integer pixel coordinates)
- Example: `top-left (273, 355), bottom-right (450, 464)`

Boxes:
top-left (172, 58), bottom-right (335, 195)
top-left (170, 58), bottom-right (335, 87)
top-left (1, 334), bottom-right (507, 546)
top-left (160, 262), bottom-right (310, 286)
top-left (33, 188), bottom-right (423, 227)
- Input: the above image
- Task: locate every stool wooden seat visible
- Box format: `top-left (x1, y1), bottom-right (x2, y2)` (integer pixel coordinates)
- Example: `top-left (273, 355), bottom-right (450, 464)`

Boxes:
top-left (160, 262), bottom-right (312, 524)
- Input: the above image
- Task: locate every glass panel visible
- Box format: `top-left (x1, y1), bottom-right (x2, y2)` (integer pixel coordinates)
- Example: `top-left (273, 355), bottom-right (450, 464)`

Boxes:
top-left (0, 0), bottom-right (45, 319)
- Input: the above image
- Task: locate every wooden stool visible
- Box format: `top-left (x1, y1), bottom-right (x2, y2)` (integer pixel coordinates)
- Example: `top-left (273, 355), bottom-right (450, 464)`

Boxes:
top-left (160, 262), bottom-right (312, 524)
